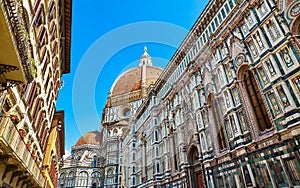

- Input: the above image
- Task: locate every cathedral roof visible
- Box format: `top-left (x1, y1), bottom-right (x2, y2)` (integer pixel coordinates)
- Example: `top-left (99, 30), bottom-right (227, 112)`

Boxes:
top-left (110, 66), bottom-right (162, 96)
top-left (110, 47), bottom-right (163, 97)
top-left (75, 130), bottom-right (101, 146)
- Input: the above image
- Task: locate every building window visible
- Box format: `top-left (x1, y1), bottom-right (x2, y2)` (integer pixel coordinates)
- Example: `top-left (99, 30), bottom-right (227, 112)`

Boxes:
top-left (225, 63), bottom-right (233, 80)
top-left (225, 3), bottom-right (230, 13)
top-left (212, 98), bottom-right (227, 150)
top-left (92, 156), bottom-right (97, 167)
top-left (201, 110), bottom-right (208, 127)
top-left (229, 0), bottom-right (234, 8)
top-left (243, 70), bottom-right (272, 132)
top-left (156, 163), bottom-right (160, 173)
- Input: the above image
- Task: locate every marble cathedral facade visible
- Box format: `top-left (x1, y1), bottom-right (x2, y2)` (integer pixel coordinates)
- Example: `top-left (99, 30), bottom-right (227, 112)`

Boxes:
top-left (60, 0), bottom-right (300, 187)
top-left (115, 0), bottom-right (300, 187)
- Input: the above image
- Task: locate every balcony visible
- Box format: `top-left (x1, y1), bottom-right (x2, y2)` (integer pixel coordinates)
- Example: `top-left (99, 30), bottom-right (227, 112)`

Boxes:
top-left (0, 0), bottom-right (37, 89)
top-left (0, 116), bottom-right (46, 187)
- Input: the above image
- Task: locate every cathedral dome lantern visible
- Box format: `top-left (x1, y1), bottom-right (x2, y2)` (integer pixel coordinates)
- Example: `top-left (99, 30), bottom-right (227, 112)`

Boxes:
top-left (139, 46), bottom-right (152, 67)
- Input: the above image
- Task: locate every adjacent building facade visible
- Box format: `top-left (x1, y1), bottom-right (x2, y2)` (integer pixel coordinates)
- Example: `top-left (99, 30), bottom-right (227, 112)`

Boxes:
top-left (0, 0), bottom-right (71, 187)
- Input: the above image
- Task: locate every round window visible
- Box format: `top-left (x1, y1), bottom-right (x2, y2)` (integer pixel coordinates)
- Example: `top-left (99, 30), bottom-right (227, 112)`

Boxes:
top-left (123, 108), bottom-right (131, 117)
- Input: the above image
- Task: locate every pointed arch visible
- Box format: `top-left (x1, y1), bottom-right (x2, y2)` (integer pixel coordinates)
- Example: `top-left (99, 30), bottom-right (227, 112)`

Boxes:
top-left (237, 66), bottom-right (273, 133)
top-left (188, 145), bottom-right (199, 164)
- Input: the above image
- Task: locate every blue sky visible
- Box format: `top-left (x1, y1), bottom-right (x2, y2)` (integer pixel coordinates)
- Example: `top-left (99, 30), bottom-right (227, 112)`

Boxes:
top-left (56, 0), bottom-right (210, 153)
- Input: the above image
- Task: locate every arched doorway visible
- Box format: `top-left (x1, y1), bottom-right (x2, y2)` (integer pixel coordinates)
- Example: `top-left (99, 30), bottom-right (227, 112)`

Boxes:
top-left (188, 145), bottom-right (204, 188)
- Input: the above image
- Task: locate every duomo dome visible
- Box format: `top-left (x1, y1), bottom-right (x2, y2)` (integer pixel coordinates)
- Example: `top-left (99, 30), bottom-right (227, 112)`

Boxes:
top-left (105, 47), bottom-right (163, 108)
top-left (75, 130), bottom-right (102, 146)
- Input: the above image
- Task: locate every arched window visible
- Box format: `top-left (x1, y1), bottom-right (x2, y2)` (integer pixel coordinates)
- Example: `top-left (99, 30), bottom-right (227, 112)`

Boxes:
top-left (243, 69), bottom-right (272, 132)
top-left (212, 97), bottom-right (228, 150)
top-left (67, 171), bottom-right (75, 187)
top-left (92, 156), bottom-right (97, 167)
top-left (59, 173), bottom-right (66, 187)
top-left (77, 171), bottom-right (88, 186)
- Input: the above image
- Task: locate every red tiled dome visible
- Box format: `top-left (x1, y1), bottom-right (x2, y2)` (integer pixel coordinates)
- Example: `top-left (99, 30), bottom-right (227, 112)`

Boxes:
top-left (75, 130), bottom-right (101, 146)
